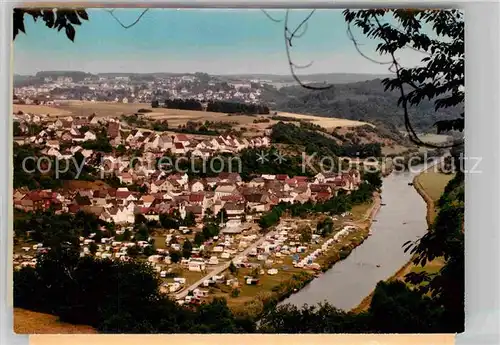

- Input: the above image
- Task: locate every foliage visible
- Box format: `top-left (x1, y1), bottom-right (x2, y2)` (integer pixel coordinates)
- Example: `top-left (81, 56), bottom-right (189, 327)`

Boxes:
top-left (229, 261), bottom-right (238, 275)
top-left (343, 9), bottom-right (464, 140)
top-left (316, 217), bottom-right (334, 237)
top-left (271, 122), bottom-right (382, 158)
top-left (207, 100), bottom-right (270, 115)
top-left (13, 8), bottom-right (89, 41)
top-left (169, 250), bottom-right (181, 264)
top-left (299, 225), bottom-right (312, 243)
top-left (182, 239), bottom-right (193, 259)
top-left (259, 178), bottom-right (378, 229)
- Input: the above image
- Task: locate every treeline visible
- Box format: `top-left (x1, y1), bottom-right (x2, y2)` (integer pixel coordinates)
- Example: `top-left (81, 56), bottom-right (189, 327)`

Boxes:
top-left (207, 101), bottom-right (270, 114)
top-left (156, 147), bottom-right (316, 181)
top-left (271, 122), bottom-right (382, 158)
top-left (258, 175), bottom-right (379, 229)
top-left (151, 98), bottom-right (270, 115)
top-left (14, 209), bottom-right (114, 248)
top-left (14, 249), bottom-right (254, 333)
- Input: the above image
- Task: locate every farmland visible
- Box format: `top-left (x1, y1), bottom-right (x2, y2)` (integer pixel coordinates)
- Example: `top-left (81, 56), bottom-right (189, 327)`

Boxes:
top-left (14, 101), bottom-right (371, 132)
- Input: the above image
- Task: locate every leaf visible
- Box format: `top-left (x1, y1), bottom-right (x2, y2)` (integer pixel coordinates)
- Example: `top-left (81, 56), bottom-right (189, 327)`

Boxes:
top-left (65, 24), bottom-right (75, 42)
top-left (43, 10), bottom-right (55, 28)
top-left (76, 9), bottom-right (89, 20)
top-left (66, 11), bottom-right (82, 25)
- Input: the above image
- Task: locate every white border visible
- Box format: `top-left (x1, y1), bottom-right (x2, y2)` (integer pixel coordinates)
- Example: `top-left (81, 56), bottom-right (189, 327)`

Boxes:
top-left (1, 2), bottom-right (500, 345)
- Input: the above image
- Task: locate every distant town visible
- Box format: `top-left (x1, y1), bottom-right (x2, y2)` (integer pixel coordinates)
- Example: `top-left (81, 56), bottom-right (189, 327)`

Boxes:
top-left (14, 72), bottom-right (275, 105)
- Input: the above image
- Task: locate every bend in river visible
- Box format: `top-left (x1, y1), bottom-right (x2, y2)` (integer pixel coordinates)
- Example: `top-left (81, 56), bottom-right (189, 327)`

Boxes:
top-left (280, 165), bottom-right (428, 311)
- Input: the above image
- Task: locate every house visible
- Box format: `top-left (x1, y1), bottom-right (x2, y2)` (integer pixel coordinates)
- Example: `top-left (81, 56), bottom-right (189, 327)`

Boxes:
top-left (107, 122), bottom-right (120, 139)
top-left (173, 142), bottom-right (186, 155)
top-left (119, 172), bottom-right (134, 185)
top-left (248, 177), bottom-right (265, 188)
top-left (215, 184), bottom-right (237, 198)
top-left (46, 140), bottom-right (60, 150)
top-left (218, 172), bottom-right (242, 184)
top-left (190, 180), bottom-right (205, 193)
top-left (188, 261), bottom-right (206, 272)
top-left (223, 202), bottom-right (245, 219)
top-left (150, 179), bottom-right (174, 193)
top-left (84, 130), bottom-right (97, 141)
top-left (174, 134), bottom-right (190, 146)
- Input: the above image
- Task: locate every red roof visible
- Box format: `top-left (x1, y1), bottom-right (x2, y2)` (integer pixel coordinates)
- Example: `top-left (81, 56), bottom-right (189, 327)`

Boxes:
top-left (176, 134), bottom-right (189, 142)
top-left (174, 142), bottom-right (184, 149)
top-left (189, 193), bottom-right (205, 203)
top-left (116, 191), bottom-right (132, 199)
top-left (276, 174), bottom-right (289, 181)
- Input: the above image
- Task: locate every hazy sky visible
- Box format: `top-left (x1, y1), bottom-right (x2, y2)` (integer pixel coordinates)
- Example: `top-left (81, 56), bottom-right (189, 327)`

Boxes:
top-left (14, 9), bottom-right (427, 75)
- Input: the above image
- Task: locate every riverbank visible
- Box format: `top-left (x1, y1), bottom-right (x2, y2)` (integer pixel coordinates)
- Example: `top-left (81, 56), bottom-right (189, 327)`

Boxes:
top-left (226, 193), bottom-right (382, 318)
top-left (351, 163), bottom-right (451, 313)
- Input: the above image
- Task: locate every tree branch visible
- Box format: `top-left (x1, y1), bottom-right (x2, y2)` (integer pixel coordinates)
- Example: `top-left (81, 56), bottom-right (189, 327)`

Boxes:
top-left (284, 10), bottom-right (332, 90)
top-left (106, 9), bottom-right (149, 29)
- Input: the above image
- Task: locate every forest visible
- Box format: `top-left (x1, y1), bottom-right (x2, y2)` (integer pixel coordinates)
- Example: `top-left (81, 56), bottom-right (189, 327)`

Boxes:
top-left (261, 79), bottom-right (463, 132)
top-left (152, 98), bottom-right (270, 115)
top-left (271, 122), bottom-right (382, 158)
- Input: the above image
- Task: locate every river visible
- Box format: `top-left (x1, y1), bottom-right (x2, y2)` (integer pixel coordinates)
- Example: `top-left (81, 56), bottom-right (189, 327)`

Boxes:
top-left (279, 165), bottom-right (429, 311)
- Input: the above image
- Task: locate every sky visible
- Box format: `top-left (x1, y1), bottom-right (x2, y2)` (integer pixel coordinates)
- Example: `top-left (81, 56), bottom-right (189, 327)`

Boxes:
top-left (14, 9), bottom-right (428, 75)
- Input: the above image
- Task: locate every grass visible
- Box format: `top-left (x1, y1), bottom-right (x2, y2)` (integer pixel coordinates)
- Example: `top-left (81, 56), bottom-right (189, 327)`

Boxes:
top-left (416, 169), bottom-right (456, 203)
top-left (13, 308), bottom-right (97, 334)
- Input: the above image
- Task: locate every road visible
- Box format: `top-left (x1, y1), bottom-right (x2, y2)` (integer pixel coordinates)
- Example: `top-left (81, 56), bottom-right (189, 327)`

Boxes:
top-left (174, 230), bottom-right (277, 300)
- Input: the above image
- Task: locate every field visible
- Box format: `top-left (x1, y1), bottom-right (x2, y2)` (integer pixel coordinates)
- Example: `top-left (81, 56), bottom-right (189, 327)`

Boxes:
top-left (14, 308), bottom-right (97, 334)
top-left (13, 104), bottom-right (72, 116)
top-left (415, 169), bottom-right (456, 203)
top-left (275, 111), bottom-right (371, 129)
top-left (14, 101), bottom-right (371, 132)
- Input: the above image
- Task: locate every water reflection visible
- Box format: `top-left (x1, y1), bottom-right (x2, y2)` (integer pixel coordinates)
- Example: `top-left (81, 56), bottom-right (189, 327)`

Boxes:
top-left (280, 166), bottom-right (428, 311)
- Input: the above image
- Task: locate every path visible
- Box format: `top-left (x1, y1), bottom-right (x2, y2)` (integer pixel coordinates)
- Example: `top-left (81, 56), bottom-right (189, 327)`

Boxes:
top-left (174, 230), bottom-right (277, 300)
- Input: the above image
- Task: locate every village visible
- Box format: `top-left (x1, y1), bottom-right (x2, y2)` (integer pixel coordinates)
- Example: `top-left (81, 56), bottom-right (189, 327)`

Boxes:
top-left (13, 109), bottom-right (371, 307)
top-left (13, 73), bottom-right (268, 105)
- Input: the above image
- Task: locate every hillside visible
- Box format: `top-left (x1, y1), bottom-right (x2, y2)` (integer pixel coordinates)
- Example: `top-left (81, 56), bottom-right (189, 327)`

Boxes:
top-left (14, 308), bottom-right (97, 334)
top-left (261, 79), bottom-right (463, 132)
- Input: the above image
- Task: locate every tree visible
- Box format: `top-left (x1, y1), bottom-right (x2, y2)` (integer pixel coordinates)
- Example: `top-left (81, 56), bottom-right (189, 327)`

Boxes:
top-left (317, 217), bottom-right (334, 237)
top-left (194, 232), bottom-right (205, 246)
top-left (88, 242), bottom-right (98, 256)
top-left (170, 250), bottom-right (181, 264)
top-left (143, 244), bottom-right (156, 257)
top-left (127, 245), bottom-right (140, 258)
top-left (229, 261), bottom-right (238, 275)
top-left (299, 225), bottom-right (312, 243)
top-left (363, 171), bottom-right (382, 189)
top-left (202, 222), bottom-right (220, 239)
top-left (13, 8), bottom-right (89, 41)
top-left (216, 209), bottom-right (228, 224)
top-left (183, 212), bottom-right (196, 227)
top-left (343, 10), bottom-right (464, 145)
top-left (182, 239), bottom-right (193, 259)
top-left (135, 213), bottom-right (148, 225)
top-left (230, 288), bottom-right (240, 298)
top-left (160, 213), bottom-right (179, 230)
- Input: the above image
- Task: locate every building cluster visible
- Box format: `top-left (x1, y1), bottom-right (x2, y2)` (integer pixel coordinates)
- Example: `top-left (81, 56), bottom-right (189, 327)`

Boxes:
top-left (14, 169), bottom-right (361, 226)
top-left (13, 73), bottom-right (269, 105)
top-left (13, 113), bottom-right (271, 159)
